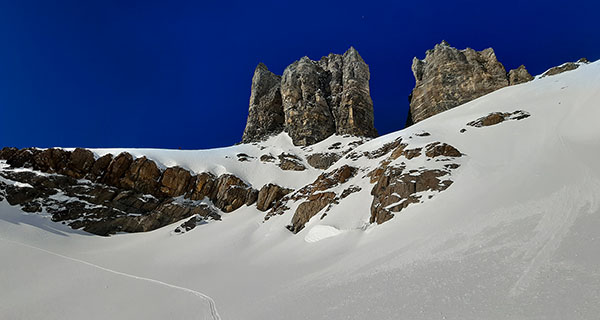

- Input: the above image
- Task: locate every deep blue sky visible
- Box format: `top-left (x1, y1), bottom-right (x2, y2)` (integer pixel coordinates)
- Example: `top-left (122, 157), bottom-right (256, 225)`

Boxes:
top-left (1, 0), bottom-right (598, 149)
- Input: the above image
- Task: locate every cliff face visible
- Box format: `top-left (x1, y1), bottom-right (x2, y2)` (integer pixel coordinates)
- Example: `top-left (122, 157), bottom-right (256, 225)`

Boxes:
top-left (242, 47), bottom-right (377, 146)
top-left (241, 63), bottom-right (283, 144)
top-left (407, 41), bottom-right (533, 125)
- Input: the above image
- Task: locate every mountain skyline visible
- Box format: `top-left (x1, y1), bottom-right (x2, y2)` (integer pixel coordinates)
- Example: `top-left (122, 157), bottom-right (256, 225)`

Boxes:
top-left (1, 0), bottom-right (599, 150)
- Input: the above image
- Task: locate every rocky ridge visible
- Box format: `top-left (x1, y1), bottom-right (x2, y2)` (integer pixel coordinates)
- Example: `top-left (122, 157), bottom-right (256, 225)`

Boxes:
top-left (242, 47), bottom-right (377, 146)
top-left (540, 58), bottom-right (590, 77)
top-left (2, 42), bottom-right (577, 238)
top-left (0, 147), bottom-right (261, 235)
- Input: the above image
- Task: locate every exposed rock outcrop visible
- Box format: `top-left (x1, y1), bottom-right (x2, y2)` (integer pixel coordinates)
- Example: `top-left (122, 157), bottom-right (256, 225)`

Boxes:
top-left (368, 140), bottom-right (463, 224)
top-left (0, 147), bottom-right (259, 235)
top-left (256, 183), bottom-right (292, 211)
top-left (266, 165), bottom-right (359, 233)
top-left (467, 110), bottom-right (530, 127)
top-left (159, 166), bottom-right (193, 197)
top-left (407, 41), bottom-right (533, 125)
top-left (541, 58), bottom-right (590, 77)
top-left (277, 153), bottom-right (306, 171)
top-left (242, 47), bottom-right (377, 146)
top-left (370, 167), bottom-right (454, 224)
top-left (306, 152), bottom-right (341, 169)
top-left (241, 63), bottom-right (284, 143)
top-left (508, 65), bottom-right (534, 85)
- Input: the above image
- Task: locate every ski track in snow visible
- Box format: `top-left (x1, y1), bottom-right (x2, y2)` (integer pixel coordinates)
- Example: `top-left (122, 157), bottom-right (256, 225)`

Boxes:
top-left (0, 237), bottom-right (221, 320)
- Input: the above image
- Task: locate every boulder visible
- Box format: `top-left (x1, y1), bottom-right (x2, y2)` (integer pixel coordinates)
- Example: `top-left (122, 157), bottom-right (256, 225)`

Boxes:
top-left (159, 166), bottom-right (193, 197)
top-left (7, 148), bottom-right (40, 168)
top-left (87, 154), bottom-right (113, 181)
top-left (370, 167), bottom-right (453, 224)
top-left (257, 183), bottom-right (292, 211)
top-left (289, 192), bottom-right (336, 233)
top-left (64, 148), bottom-right (95, 178)
top-left (424, 142), bottom-right (462, 158)
top-left (211, 174), bottom-right (256, 212)
top-left (101, 152), bottom-right (133, 187)
top-left (187, 172), bottom-right (217, 201)
top-left (467, 110), bottom-right (531, 127)
top-left (121, 156), bottom-right (162, 195)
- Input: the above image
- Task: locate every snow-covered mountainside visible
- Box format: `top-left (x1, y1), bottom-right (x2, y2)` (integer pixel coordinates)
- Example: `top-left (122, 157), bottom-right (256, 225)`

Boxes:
top-left (1, 60), bottom-right (600, 319)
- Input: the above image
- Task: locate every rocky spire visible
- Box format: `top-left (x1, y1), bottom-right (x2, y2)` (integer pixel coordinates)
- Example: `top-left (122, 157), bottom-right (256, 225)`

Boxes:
top-left (337, 47), bottom-right (377, 137)
top-left (242, 47), bottom-right (378, 146)
top-left (407, 41), bottom-right (533, 125)
top-left (241, 63), bottom-right (284, 143)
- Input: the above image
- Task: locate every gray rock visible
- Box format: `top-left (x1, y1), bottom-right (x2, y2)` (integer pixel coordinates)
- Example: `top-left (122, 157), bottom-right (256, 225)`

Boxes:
top-left (281, 56), bottom-right (337, 146)
top-left (408, 41), bottom-right (532, 125)
top-left (241, 63), bottom-right (284, 143)
top-left (243, 47), bottom-right (377, 146)
top-left (508, 65), bottom-right (534, 85)
top-left (306, 152), bottom-right (341, 170)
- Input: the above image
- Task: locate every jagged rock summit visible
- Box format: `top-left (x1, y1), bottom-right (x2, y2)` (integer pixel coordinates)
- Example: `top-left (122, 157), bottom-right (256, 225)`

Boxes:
top-left (407, 40), bottom-right (533, 125)
top-left (242, 47), bottom-right (378, 146)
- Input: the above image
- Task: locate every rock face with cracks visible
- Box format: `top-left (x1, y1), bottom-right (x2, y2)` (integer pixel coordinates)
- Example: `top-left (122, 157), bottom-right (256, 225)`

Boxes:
top-left (407, 41), bottom-right (533, 125)
top-left (242, 47), bottom-right (377, 146)
top-left (241, 63), bottom-right (284, 143)
top-left (0, 147), bottom-right (257, 235)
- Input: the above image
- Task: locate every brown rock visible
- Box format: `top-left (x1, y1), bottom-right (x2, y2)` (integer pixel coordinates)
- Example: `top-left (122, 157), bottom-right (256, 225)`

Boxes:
top-left (312, 165), bottom-right (358, 191)
top-left (370, 166), bottom-right (454, 224)
top-left (425, 142), bottom-right (462, 158)
top-left (257, 183), bottom-right (292, 211)
top-left (340, 185), bottom-right (361, 199)
top-left (279, 47), bottom-right (377, 146)
top-left (260, 154), bottom-right (276, 163)
top-left (281, 56), bottom-right (336, 146)
top-left (121, 156), bottom-right (162, 195)
top-left (245, 189), bottom-right (259, 206)
top-left (188, 172), bottom-right (217, 201)
top-left (467, 110), bottom-right (530, 127)
top-left (64, 148), bottom-right (95, 178)
top-left (101, 152), bottom-right (133, 187)
top-left (6, 148), bottom-right (40, 168)
top-left (508, 65), bottom-right (534, 85)
top-left (365, 137), bottom-right (405, 159)
top-left (334, 47), bottom-right (378, 138)
top-left (0, 147), bottom-right (18, 160)
top-left (289, 192), bottom-right (336, 233)
top-left (403, 148), bottom-right (422, 159)
top-left (32, 148), bottom-right (70, 173)
top-left (87, 154), bottom-right (113, 181)
top-left (159, 166), bottom-right (193, 197)
top-left (211, 174), bottom-right (255, 212)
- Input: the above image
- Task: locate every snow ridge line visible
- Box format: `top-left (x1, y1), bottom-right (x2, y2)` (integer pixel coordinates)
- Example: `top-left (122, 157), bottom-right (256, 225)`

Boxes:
top-left (0, 237), bottom-right (221, 320)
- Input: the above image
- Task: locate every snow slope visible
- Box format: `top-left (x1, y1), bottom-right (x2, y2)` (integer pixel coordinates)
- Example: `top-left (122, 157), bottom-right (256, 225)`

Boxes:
top-left (1, 61), bottom-right (600, 319)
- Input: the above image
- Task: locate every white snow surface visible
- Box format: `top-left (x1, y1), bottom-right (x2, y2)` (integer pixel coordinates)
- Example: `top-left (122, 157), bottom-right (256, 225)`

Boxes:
top-left (1, 61), bottom-right (600, 319)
